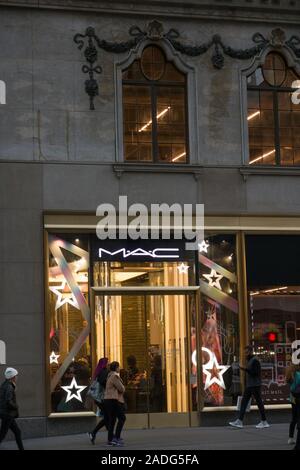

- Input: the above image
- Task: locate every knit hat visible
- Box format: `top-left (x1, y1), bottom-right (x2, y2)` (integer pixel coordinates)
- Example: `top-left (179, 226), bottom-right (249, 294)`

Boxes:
top-left (4, 368), bottom-right (18, 380)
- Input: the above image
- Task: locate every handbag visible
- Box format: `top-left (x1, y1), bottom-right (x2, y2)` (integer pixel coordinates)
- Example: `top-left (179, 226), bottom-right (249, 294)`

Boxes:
top-left (237, 396), bottom-right (252, 412)
top-left (87, 380), bottom-right (104, 403)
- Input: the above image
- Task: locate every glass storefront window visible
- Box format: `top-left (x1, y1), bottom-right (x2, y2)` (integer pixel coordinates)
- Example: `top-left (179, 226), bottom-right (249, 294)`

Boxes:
top-left (93, 261), bottom-right (195, 288)
top-left (246, 235), bottom-right (300, 404)
top-left (198, 234), bottom-right (241, 407)
top-left (46, 232), bottom-right (246, 416)
top-left (94, 293), bottom-right (192, 415)
top-left (93, 261), bottom-right (195, 415)
top-left (48, 235), bottom-right (92, 413)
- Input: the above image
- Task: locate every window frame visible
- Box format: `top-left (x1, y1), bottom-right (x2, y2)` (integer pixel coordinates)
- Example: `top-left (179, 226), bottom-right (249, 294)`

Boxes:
top-left (245, 51), bottom-right (300, 167)
top-left (115, 40), bottom-right (198, 166)
top-left (247, 82), bottom-right (299, 166)
top-left (122, 47), bottom-right (190, 165)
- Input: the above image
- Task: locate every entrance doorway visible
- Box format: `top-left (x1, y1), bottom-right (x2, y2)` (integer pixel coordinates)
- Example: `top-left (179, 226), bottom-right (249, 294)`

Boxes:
top-left (91, 287), bottom-right (201, 428)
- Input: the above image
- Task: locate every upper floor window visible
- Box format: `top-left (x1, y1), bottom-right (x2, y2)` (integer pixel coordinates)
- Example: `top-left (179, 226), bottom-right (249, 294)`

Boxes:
top-left (123, 45), bottom-right (188, 164)
top-left (247, 52), bottom-right (300, 166)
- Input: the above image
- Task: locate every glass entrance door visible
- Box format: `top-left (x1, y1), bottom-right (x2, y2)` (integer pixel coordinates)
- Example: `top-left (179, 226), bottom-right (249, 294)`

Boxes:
top-left (93, 288), bottom-right (199, 428)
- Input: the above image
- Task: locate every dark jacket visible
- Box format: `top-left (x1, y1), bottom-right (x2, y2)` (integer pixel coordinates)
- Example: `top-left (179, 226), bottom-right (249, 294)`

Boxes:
top-left (243, 355), bottom-right (262, 388)
top-left (97, 368), bottom-right (109, 388)
top-left (0, 380), bottom-right (19, 418)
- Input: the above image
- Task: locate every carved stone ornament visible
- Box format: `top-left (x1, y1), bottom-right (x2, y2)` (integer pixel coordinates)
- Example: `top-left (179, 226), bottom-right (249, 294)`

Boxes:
top-left (269, 28), bottom-right (287, 48)
top-left (74, 22), bottom-right (300, 110)
top-left (146, 20), bottom-right (164, 41)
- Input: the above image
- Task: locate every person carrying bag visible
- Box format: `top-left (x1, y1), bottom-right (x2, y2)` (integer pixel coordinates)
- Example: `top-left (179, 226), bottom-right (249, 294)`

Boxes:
top-left (87, 358), bottom-right (109, 445)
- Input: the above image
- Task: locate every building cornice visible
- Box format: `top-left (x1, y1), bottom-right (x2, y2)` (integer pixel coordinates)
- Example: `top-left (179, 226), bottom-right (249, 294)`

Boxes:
top-left (1, 0), bottom-right (300, 24)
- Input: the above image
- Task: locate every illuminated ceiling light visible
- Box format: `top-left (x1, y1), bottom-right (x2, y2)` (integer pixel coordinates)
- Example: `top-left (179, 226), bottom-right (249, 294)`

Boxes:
top-left (75, 238), bottom-right (80, 243)
top-left (263, 286), bottom-right (288, 294)
top-left (251, 286), bottom-right (288, 296)
top-left (203, 269), bottom-right (223, 290)
top-left (172, 152), bottom-right (186, 162)
top-left (177, 263), bottom-right (190, 274)
top-left (247, 110), bottom-right (260, 121)
top-left (49, 280), bottom-right (80, 310)
top-left (198, 240), bottom-right (209, 253)
top-left (138, 106), bottom-right (170, 132)
top-left (50, 351), bottom-right (60, 364)
top-left (249, 149), bottom-right (275, 165)
top-left (61, 377), bottom-right (87, 403)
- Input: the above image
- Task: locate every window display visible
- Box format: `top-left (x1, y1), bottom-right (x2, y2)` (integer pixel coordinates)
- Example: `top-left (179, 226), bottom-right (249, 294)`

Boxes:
top-left (246, 235), bottom-right (300, 404)
top-left (48, 235), bottom-right (92, 413)
top-left (198, 234), bottom-right (241, 407)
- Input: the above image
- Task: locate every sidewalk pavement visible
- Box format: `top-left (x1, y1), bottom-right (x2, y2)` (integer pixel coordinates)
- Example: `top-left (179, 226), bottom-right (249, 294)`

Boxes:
top-left (0, 423), bottom-right (296, 450)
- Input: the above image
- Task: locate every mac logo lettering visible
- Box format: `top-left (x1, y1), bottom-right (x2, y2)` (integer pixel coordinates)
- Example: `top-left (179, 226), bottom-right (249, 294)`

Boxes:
top-left (98, 248), bottom-right (180, 259)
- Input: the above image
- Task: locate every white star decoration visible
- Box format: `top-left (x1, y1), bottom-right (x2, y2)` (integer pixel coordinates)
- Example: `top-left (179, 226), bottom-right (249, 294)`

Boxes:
top-left (49, 280), bottom-right (79, 311)
top-left (202, 347), bottom-right (231, 390)
top-left (198, 240), bottom-right (210, 253)
top-left (192, 348), bottom-right (230, 390)
top-left (203, 269), bottom-right (223, 290)
top-left (177, 263), bottom-right (190, 274)
top-left (61, 377), bottom-right (87, 403)
top-left (50, 351), bottom-right (60, 364)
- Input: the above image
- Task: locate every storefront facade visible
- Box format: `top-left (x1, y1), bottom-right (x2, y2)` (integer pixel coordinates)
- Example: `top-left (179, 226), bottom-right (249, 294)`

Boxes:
top-left (1, 0), bottom-right (300, 437)
top-left (43, 215), bottom-right (300, 430)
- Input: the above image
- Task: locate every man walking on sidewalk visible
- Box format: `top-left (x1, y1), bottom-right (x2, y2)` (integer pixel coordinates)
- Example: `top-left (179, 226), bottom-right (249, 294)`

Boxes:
top-left (229, 345), bottom-right (270, 430)
top-left (0, 368), bottom-right (24, 450)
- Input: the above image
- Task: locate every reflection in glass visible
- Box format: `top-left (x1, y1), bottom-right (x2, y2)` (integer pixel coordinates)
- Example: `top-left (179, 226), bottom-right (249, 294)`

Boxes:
top-left (246, 235), bottom-right (300, 404)
top-left (248, 292), bottom-right (300, 404)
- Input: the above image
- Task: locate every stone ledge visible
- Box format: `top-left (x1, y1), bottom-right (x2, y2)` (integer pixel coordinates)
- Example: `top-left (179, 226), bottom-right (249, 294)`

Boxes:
top-left (1, 0), bottom-right (300, 23)
top-left (113, 163), bottom-right (203, 181)
top-left (240, 166), bottom-right (300, 181)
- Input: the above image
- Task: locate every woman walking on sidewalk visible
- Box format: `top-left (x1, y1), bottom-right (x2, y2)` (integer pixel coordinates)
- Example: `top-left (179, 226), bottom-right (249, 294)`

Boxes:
top-left (0, 368), bottom-right (24, 451)
top-left (88, 357), bottom-right (109, 445)
top-left (104, 361), bottom-right (126, 447)
top-left (286, 364), bottom-right (300, 448)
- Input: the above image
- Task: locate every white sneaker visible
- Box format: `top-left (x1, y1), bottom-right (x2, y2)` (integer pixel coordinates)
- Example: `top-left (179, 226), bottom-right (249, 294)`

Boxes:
top-left (229, 419), bottom-right (243, 429)
top-left (288, 438), bottom-right (296, 445)
top-left (256, 421), bottom-right (270, 429)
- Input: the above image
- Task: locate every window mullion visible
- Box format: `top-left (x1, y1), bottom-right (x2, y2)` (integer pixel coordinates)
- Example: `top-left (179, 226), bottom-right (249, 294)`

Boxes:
top-left (152, 85), bottom-right (159, 163)
top-left (273, 91), bottom-right (281, 165)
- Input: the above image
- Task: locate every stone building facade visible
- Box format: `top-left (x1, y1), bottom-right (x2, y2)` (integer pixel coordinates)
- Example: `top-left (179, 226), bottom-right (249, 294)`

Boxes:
top-left (1, 0), bottom-right (300, 437)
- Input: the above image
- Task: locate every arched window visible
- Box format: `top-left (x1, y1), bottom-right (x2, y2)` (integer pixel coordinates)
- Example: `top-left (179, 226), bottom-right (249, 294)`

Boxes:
top-left (122, 45), bottom-right (188, 163)
top-left (247, 52), bottom-right (300, 166)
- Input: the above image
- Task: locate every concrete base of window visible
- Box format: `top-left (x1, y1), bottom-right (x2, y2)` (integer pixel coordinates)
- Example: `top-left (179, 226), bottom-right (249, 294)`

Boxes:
top-left (1, 407), bottom-right (293, 441)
